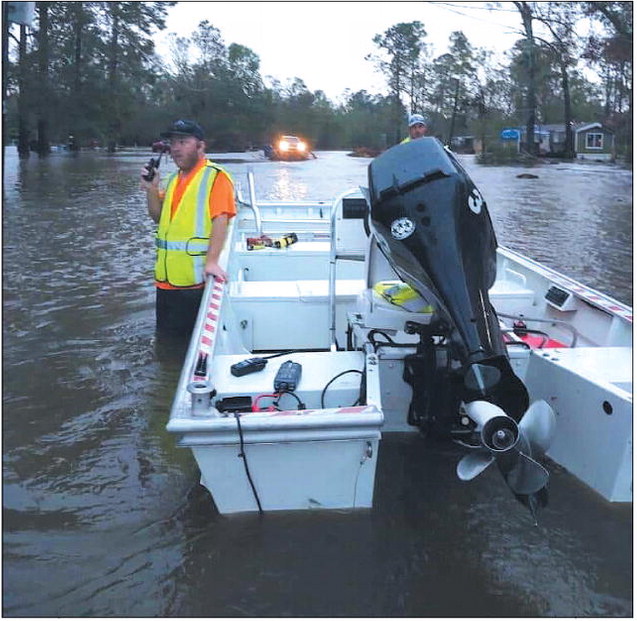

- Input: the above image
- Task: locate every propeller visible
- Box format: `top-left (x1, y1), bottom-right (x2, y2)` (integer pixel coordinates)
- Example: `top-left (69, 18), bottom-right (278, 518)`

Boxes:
top-left (456, 399), bottom-right (556, 520)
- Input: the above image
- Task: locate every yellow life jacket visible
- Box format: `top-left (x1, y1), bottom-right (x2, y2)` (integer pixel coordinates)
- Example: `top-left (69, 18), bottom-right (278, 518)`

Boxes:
top-left (400, 136), bottom-right (411, 144)
top-left (373, 280), bottom-right (434, 313)
top-left (154, 161), bottom-right (228, 287)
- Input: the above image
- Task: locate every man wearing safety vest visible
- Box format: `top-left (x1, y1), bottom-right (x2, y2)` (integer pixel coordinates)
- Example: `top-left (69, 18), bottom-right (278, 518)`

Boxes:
top-left (400, 113), bottom-right (429, 144)
top-left (141, 119), bottom-right (236, 336)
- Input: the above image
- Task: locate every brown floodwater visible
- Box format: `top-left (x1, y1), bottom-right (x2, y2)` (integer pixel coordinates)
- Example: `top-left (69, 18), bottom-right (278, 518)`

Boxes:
top-left (2, 147), bottom-right (632, 616)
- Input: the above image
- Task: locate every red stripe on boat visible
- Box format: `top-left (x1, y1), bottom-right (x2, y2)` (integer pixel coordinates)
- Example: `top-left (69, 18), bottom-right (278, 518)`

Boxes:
top-left (519, 334), bottom-right (567, 349)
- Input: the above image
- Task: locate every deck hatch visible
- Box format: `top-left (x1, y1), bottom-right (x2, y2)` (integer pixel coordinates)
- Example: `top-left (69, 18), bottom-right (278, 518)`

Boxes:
top-left (545, 285), bottom-right (577, 311)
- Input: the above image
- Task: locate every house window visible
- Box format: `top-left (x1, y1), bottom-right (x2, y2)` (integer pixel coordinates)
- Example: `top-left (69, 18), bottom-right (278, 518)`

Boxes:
top-left (586, 132), bottom-right (603, 149)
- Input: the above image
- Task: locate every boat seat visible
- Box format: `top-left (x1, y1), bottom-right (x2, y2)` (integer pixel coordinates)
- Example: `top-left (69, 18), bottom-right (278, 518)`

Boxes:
top-left (226, 279), bottom-right (367, 350)
top-left (234, 241), bottom-right (331, 254)
top-left (230, 244), bottom-right (364, 281)
top-left (489, 279), bottom-right (536, 314)
top-left (228, 279), bottom-right (366, 302)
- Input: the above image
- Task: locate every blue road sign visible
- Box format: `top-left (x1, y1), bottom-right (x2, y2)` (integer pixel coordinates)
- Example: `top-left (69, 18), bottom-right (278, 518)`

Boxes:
top-left (500, 128), bottom-right (520, 141)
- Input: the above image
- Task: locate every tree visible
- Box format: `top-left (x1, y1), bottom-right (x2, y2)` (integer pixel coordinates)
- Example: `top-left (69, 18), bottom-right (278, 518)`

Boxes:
top-left (17, 23), bottom-right (30, 158)
top-left (97, 1), bottom-right (174, 151)
top-left (429, 31), bottom-right (479, 142)
top-left (469, 49), bottom-right (513, 153)
top-left (228, 43), bottom-right (263, 97)
top-left (368, 21), bottom-right (428, 142)
top-left (35, 1), bottom-right (50, 156)
top-left (532, 2), bottom-right (585, 158)
top-left (582, 1), bottom-right (632, 161)
top-left (514, 1), bottom-right (538, 155)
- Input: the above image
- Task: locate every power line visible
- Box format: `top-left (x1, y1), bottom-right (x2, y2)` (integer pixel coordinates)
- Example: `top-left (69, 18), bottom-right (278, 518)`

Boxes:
top-left (430, 1), bottom-right (524, 37)
top-left (434, 1), bottom-right (520, 13)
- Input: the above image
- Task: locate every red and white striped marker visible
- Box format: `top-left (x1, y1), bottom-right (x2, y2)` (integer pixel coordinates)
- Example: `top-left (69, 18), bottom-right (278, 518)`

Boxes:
top-left (191, 277), bottom-right (226, 382)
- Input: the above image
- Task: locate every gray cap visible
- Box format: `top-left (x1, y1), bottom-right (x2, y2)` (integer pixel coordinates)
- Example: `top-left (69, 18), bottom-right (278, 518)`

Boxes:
top-left (408, 113), bottom-right (427, 127)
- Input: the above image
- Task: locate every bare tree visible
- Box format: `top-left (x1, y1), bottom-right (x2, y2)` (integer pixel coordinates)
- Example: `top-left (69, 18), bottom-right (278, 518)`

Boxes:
top-left (513, 1), bottom-right (538, 155)
top-left (534, 2), bottom-right (583, 158)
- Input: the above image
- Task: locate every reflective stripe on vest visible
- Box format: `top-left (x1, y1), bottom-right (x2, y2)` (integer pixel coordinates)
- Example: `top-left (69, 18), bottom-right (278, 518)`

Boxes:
top-left (155, 239), bottom-right (210, 252)
top-left (154, 164), bottom-right (218, 287)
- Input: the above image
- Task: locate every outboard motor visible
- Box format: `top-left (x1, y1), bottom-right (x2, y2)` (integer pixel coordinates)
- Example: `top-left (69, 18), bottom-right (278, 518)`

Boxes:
top-left (367, 138), bottom-right (555, 520)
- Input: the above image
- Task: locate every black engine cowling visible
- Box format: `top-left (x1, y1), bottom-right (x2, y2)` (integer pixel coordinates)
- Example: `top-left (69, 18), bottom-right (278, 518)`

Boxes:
top-left (368, 137), bottom-right (529, 421)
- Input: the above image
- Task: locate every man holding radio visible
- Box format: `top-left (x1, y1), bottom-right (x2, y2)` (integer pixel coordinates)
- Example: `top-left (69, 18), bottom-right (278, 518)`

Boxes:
top-left (141, 119), bottom-right (236, 336)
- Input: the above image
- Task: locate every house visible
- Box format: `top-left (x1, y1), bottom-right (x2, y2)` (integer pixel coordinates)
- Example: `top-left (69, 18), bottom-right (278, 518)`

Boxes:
top-left (573, 123), bottom-right (615, 161)
top-left (513, 122), bottom-right (615, 159)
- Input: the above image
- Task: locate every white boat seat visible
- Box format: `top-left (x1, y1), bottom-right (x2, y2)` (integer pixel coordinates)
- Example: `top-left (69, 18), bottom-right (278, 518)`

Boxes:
top-left (234, 241), bottom-right (331, 254)
top-left (489, 278), bottom-right (535, 297)
top-left (228, 279), bottom-right (366, 302)
top-left (489, 279), bottom-right (536, 314)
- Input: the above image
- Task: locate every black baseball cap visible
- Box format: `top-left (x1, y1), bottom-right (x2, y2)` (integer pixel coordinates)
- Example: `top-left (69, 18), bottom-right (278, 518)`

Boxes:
top-left (161, 119), bottom-right (204, 140)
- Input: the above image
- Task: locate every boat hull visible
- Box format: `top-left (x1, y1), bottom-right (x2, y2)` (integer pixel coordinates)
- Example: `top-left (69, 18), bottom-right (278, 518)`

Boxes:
top-left (166, 179), bottom-right (632, 513)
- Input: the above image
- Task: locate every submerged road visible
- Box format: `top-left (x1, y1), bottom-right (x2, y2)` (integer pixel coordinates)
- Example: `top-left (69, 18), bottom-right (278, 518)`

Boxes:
top-left (2, 148), bottom-right (632, 616)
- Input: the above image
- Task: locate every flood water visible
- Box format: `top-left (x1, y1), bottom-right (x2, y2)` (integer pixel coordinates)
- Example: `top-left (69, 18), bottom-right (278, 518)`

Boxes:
top-left (2, 147), bottom-right (632, 617)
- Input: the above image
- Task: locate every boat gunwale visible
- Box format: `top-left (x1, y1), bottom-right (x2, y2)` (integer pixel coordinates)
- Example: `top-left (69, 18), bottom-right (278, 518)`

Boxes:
top-left (498, 246), bottom-right (632, 322)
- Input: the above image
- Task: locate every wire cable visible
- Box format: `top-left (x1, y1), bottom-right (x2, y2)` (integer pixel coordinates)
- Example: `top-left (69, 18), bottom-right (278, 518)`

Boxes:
top-left (274, 391), bottom-right (305, 411)
top-left (514, 327), bottom-right (550, 349)
top-left (262, 350), bottom-right (295, 360)
top-left (367, 329), bottom-right (416, 352)
top-left (321, 369), bottom-right (364, 409)
top-left (252, 393), bottom-right (281, 412)
top-left (234, 413), bottom-right (263, 514)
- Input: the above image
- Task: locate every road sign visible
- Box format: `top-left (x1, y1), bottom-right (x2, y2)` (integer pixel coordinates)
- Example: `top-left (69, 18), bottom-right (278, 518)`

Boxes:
top-left (500, 128), bottom-right (520, 141)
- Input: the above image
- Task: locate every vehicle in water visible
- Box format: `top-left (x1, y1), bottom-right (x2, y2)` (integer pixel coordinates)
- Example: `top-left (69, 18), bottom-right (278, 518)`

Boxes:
top-left (166, 138), bottom-right (632, 519)
top-left (265, 135), bottom-right (312, 161)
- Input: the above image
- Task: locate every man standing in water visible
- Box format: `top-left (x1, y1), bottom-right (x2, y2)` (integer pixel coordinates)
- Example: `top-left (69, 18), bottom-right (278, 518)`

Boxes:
top-left (141, 119), bottom-right (236, 336)
top-left (401, 114), bottom-right (429, 143)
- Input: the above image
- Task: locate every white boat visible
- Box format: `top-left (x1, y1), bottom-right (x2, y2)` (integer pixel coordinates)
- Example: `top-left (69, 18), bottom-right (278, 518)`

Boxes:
top-left (166, 139), bottom-right (632, 517)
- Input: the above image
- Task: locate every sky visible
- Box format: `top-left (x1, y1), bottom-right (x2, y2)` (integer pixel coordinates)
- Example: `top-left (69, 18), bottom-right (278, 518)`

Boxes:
top-left (155, 1), bottom-right (526, 101)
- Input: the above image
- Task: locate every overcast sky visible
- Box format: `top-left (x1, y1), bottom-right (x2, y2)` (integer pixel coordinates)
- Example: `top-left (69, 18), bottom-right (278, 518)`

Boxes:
top-left (155, 1), bottom-right (525, 100)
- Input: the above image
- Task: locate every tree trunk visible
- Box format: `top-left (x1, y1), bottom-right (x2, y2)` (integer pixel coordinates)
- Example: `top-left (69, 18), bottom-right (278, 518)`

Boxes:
top-left (2, 2), bottom-right (9, 163)
top-left (560, 63), bottom-right (574, 159)
top-left (516, 2), bottom-right (537, 156)
top-left (17, 25), bottom-right (30, 159)
top-left (394, 92), bottom-right (402, 144)
top-left (447, 78), bottom-right (460, 146)
top-left (71, 2), bottom-right (84, 151)
top-left (107, 5), bottom-right (120, 152)
top-left (36, 1), bottom-right (50, 157)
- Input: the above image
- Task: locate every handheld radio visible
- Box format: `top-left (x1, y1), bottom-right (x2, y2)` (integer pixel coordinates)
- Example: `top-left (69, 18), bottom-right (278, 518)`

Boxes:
top-left (142, 141), bottom-right (170, 181)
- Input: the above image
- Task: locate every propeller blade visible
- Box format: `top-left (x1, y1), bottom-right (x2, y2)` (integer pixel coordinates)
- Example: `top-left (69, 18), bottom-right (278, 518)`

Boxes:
top-left (457, 450), bottom-right (495, 481)
top-left (504, 450), bottom-right (549, 495)
top-left (519, 400), bottom-right (556, 453)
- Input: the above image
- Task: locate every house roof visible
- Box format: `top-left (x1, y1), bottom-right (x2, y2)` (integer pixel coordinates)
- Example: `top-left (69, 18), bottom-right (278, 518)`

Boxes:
top-left (513, 122), bottom-right (614, 138)
top-left (574, 122), bottom-right (609, 133)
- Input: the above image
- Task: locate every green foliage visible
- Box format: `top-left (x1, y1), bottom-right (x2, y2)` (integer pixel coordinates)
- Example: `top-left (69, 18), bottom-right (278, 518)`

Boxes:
top-left (3, 5), bottom-right (629, 160)
top-left (476, 143), bottom-right (538, 165)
